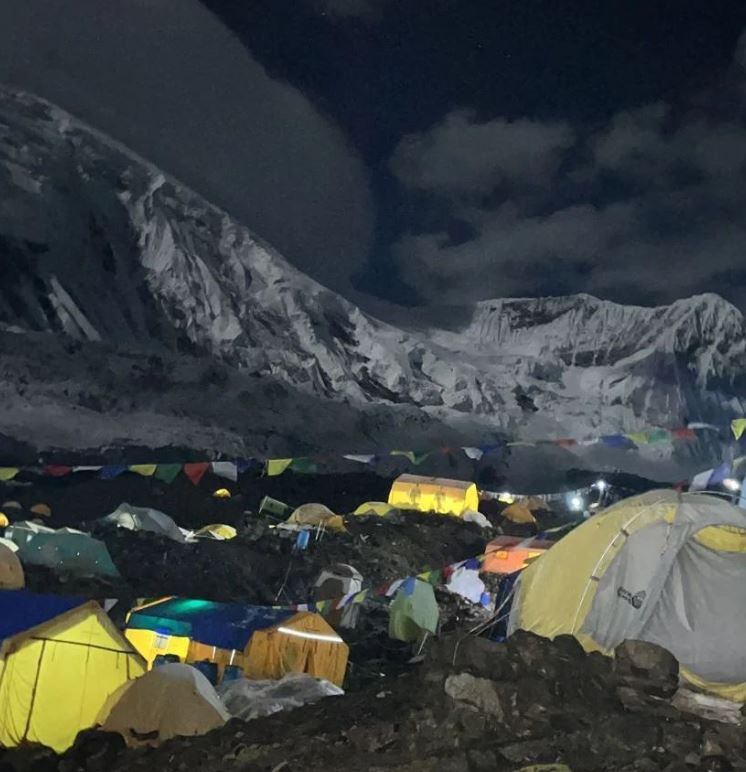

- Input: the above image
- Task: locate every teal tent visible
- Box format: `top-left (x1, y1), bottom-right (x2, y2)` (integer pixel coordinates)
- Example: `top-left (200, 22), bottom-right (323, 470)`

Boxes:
top-left (18, 532), bottom-right (120, 578)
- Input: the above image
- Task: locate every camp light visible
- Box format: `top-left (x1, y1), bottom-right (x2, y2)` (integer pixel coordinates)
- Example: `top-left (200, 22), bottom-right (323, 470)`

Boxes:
top-left (569, 495), bottom-right (584, 512)
top-left (723, 478), bottom-right (741, 492)
top-left (276, 626), bottom-right (343, 644)
top-left (594, 480), bottom-right (608, 492)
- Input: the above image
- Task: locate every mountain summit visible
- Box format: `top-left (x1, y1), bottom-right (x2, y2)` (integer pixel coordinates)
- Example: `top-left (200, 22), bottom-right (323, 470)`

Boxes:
top-left (0, 87), bottom-right (744, 466)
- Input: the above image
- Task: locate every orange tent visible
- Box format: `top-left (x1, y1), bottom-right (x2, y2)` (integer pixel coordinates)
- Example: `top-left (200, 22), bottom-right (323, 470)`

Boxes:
top-left (481, 536), bottom-right (553, 574)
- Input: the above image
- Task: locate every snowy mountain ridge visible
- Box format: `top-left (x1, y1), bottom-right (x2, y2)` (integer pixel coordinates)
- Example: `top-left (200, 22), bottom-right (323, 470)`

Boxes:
top-left (0, 85), bottom-right (744, 463)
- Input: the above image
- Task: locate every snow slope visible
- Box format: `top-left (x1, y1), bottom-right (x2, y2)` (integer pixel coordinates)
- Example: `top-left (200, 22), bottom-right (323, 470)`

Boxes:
top-left (0, 86), bottom-right (744, 466)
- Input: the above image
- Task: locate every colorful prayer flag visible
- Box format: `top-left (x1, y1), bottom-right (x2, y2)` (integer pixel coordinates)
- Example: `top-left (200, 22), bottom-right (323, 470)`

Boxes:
top-left (43, 465), bottom-right (72, 477)
top-left (154, 464), bottom-right (182, 484)
top-left (731, 419), bottom-right (746, 441)
top-left (183, 462), bottom-right (209, 486)
top-left (211, 461), bottom-right (238, 482)
top-left (129, 464), bottom-right (157, 477)
top-left (266, 458), bottom-right (293, 477)
top-left (99, 465), bottom-right (127, 480)
top-left (0, 468), bottom-right (19, 482)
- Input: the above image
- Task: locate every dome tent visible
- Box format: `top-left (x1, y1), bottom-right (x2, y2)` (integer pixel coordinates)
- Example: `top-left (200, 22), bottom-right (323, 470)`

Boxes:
top-left (508, 490), bottom-right (746, 700)
top-left (0, 544), bottom-right (24, 589)
top-left (101, 502), bottom-right (186, 543)
top-left (100, 663), bottom-right (228, 747)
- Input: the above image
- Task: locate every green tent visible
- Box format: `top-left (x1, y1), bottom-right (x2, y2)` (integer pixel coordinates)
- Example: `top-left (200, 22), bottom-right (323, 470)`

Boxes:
top-left (19, 532), bottom-right (120, 578)
top-left (389, 578), bottom-right (439, 642)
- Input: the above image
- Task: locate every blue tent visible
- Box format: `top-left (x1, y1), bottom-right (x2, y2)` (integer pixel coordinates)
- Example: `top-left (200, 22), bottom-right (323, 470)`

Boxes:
top-left (127, 598), bottom-right (295, 650)
top-left (0, 589), bottom-right (84, 642)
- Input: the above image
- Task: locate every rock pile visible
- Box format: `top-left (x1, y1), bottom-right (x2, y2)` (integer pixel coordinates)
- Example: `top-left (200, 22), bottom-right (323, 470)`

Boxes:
top-left (7, 633), bottom-right (744, 771)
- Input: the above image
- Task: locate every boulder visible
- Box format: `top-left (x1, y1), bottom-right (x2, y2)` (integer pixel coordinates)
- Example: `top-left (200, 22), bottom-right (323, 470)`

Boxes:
top-left (613, 639), bottom-right (679, 698)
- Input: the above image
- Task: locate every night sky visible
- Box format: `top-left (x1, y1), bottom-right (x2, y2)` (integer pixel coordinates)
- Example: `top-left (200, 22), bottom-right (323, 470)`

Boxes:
top-left (1, 1), bottom-right (746, 316)
top-left (205, 0), bottom-right (746, 312)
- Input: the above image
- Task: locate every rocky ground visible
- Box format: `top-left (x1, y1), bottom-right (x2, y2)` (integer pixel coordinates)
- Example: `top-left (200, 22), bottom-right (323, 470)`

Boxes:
top-left (4, 633), bottom-right (745, 772)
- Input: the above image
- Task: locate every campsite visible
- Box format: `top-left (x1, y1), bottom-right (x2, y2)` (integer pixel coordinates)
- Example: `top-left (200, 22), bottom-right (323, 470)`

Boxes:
top-left (2, 6), bottom-right (746, 767)
top-left (0, 460), bottom-right (745, 770)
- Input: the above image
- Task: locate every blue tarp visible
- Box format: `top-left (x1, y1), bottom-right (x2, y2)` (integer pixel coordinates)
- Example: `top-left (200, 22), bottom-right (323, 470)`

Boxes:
top-left (0, 590), bottom-right (84, 642)
top-left (128, 598), bottom-right (295, 650)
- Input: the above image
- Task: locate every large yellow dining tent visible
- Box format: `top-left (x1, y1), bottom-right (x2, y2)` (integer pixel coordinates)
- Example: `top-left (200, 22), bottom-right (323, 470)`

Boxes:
top-left (387, 474), bottom-right (479, 517)
top-left (0, 590), bottom-right (146, 752)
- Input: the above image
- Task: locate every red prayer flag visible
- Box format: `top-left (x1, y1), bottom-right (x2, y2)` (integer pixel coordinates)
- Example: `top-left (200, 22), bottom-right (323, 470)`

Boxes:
top-left (43, 465), bottom-right (73, 477)
top-left (183, 462), bottom-right (210, 486)
top-left (556, 438), bottom-right (577, 448)
top-left (672, 427), bottom-right (696, 441)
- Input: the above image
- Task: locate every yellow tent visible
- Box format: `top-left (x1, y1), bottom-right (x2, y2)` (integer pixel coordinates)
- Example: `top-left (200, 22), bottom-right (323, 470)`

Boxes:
top-left (387, 474), bottom-right (479, 517)
top-left (0, 591), bottom-right (145, 751)
top-left (244, 611), bottom-right (348, 686)
top-left (501, 502), bottom-right (538, 525)
top-left (194, 524), bottom-right (237, 540)
top-left (286, 503), bottom-right (347, 533)
top-left (353, 501), bottom-right (398, 517)
top-left (126, 599), bottom-right (349, 686)
top-left (0, 545), bottom-right (24, 589)
top-left (508, 490), bottom-right (746, 701)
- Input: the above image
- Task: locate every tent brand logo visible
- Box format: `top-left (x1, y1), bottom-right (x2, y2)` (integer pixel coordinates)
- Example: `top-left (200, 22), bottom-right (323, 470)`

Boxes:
top-left (617, 587), bottom-right (646, 609)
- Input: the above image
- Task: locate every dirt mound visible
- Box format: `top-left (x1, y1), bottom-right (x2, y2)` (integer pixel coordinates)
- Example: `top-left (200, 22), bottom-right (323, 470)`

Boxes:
top-left (21, 510), bottom-right (492, 605)
top-left (10, 633), bottom-right (744, 771)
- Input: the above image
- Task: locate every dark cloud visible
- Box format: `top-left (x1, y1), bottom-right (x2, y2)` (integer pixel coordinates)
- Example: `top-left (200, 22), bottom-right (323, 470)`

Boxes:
top-left (312, 0), bottom-right (389, 22)
top-left (389, 31), bottom-right (746, 310)
top-left (0, 0), bottom-right (373, 296)
top-left (390, 110), bottom-right (574, 197)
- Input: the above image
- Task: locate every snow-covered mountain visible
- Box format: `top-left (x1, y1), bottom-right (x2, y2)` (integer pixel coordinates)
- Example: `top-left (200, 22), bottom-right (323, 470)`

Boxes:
top-left (0, 86), bottom-right (744, 468)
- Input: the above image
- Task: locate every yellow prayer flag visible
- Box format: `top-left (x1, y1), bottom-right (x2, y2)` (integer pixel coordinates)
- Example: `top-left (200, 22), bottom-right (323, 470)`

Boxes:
top-left (0, 468), bottom-right (19, 482)
top-left (732, 419), bottom-right (746, 441)
top-left (129, 464), bottom-right (158, 477)
top-left (266, 458), bottom-right (293, 477)
top-left (626, 432), bottom-right (649, 445)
